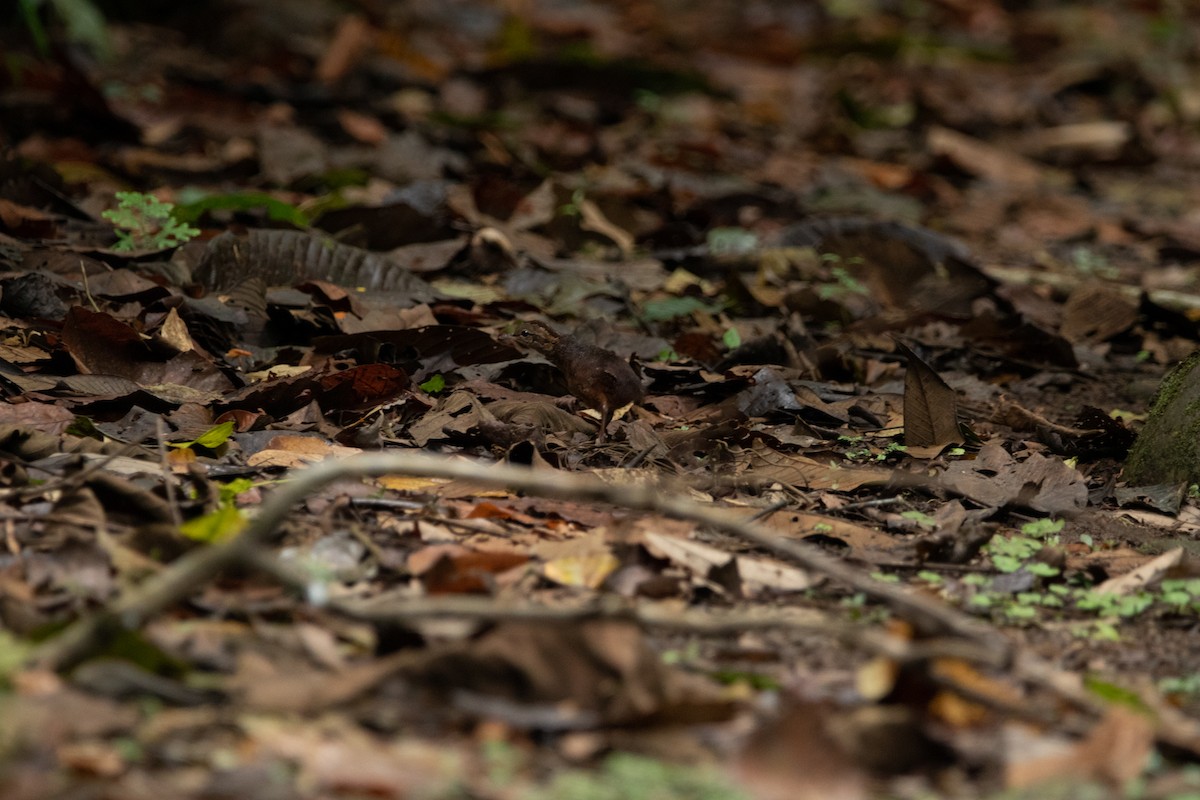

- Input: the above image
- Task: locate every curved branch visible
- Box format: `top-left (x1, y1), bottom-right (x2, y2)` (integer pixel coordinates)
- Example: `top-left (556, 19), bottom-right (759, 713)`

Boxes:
top-left (30, 451), bottom-right (1010, 670)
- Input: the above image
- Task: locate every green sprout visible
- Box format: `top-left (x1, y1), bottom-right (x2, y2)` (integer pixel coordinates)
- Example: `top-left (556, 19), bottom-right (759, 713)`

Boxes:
top-left (1020, 518), bottom-right (1065, 539)
top-left (420, 374), bottom-right (446, 393)
top-left (102, 191), bottom-right (200, 252)
top-left (901, 510), bottom-right (938, 530)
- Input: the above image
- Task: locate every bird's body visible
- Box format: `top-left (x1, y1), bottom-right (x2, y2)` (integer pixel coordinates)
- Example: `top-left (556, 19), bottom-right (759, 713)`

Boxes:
top-left (507, 321), bottom-right (643, 442)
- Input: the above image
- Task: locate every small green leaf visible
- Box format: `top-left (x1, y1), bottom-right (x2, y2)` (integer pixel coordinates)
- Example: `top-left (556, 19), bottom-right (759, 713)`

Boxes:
top-left (1159, 674), bottom-right (1200, 696)
top-left (710, 669), bottom-right (779, 690)
top-left (1075, 591), bottom-right (1115, 612)
top-left (170, 421), bottom-right (234, 450)
top-left (900, 510), bottom-right (938, 530)
top-left (722, 327), bottom-right (741, 349)
top-left (194, 421), bottom-right (235, 449)
top-left (1163, 590), bottom-right (1191, 607)
top-left (640, 296), bottom-right (723, 322)
top-left (992, 555), bottom-right (1022, 573)
top-left (218, 478), bottom-right (256, 505)
top-left (86, 627), bottom-right (186, 675)
top-left (1083, 676), bottom-right (1148, 710)
top-left (706, 227), bottom-right (758, 255)
top-left (66, 415), bottom-right (104, 440)
top-left (102, 191), bottom-right (199, 251)
top-left (420, 374), bottom-right (446, 393)
top-left (0, 629), bottom-right (31, 685)
top-left (1116, 593), bottom-right (1154, 617)
top-left (172, 190), bottom-right (310, 227)
top-left (1088, 622), bottom-right (1121, 642)
top-left (179, 504), bottom-right (244, 542)
top-left (45, 0), bottom-right (112, 60)
top-left (1020, 518), bottom-right (1065, 538)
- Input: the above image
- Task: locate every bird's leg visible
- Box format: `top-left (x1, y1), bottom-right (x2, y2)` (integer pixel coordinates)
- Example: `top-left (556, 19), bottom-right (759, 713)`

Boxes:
top-left (596, 405), bottom-right (613, 444)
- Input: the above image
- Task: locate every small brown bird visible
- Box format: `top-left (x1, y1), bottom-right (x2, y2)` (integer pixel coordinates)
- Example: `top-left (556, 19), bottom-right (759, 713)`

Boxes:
top-left (506, 320), bottom-right (644, 443)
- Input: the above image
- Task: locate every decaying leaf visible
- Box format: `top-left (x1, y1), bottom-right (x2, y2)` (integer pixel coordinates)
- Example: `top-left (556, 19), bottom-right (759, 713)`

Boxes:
top-left (897, 341), bottom-right (961, 448)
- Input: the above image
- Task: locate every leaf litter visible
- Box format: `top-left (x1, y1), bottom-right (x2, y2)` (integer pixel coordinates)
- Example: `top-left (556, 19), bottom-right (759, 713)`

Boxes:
top-left (4, 2), bottom-right (1200, 798)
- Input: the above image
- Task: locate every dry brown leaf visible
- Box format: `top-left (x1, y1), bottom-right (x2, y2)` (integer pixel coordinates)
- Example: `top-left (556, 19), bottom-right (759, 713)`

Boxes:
top-left (734, 701), bottom-right (869, 800)
top-left (928, 125), bottom-right (1043, 187)
top-left (938, 443), bottom-right (1086, 514)
top-left (246, 437), bottom-right (362, 468)
top-left (739, 444), bottom-right (893, 492)
top-left (1094, 547), bottom-right (1200, 595)
top-left (1005, 707), bottom-right (1154, 789)
top-left (897, 341), bottom-right (961, 448)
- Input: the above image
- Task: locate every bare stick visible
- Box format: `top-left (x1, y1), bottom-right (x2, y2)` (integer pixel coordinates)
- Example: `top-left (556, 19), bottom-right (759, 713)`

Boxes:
top-left (29, 451), bottom-right (1011, 670)
top-left (243, 548), bottom-right (1004, 666)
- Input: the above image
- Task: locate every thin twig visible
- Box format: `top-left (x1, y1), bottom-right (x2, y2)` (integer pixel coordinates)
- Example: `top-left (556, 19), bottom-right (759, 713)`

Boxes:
top-left (29, 451), bottom-right (1011, 671)
top-left (242, 548), bottom-right (1003, 665)
top-left (0, 443), bottom-right (149, 503)
top-left (156, 417), bottom-right (184, 529)
top-left (833, 496), bottom-right (905, 513)
top-left (747, 498), bottom-right (791, 522)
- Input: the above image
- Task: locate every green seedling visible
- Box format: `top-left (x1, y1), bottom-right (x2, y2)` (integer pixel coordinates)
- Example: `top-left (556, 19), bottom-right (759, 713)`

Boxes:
top-left (420, 374), bottom-right (446, 393)
top-left (816, 256), bottom-right (868, 299)
top-left (179, 503), bottom-right (244, 543)
top-left (20, 0), bottom-right (110, 59)
top-left (559, 187), bottom-right (587, 217)
top-left (103, 191), bottom-right (200, 252)
top-left (1020, 517), bottom-right (1065, 538)
top-left (172, 190), bottom-right (309, 227)
top-left (986, 533), bottom-right (1041, 573)
top-left (707, 227), bottom-right (759, 256)
top-left (1159, 673), bottom-right (1200, 698)
top-left (901, 510), bottom-right (938, 530)
top-left (530, 752), bottom-right (747, 800)
top-left (178, 477), bottom-right (260, 544)
top-left (655, 348), bottom-right (680, 362)
top-left (1070, 245), bottom-right (1118, 279)
top-left (640, 295), bottom-right (726, 322)
top-left (168, 421), bottom-right (234, 452)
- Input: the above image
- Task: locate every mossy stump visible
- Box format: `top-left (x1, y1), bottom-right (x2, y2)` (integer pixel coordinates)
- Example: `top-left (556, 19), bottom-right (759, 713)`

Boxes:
top-left (1124, 349), bottom-right (1200, 486)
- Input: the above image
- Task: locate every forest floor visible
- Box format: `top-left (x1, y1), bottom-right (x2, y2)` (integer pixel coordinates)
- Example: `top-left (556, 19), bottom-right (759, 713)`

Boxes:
top-left (4, 1), bottom-right (1200, 798)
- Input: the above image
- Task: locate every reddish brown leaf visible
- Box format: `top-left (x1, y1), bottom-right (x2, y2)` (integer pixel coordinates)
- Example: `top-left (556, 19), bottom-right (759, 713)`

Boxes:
top-left (317, 364), bottom-right (409, 410)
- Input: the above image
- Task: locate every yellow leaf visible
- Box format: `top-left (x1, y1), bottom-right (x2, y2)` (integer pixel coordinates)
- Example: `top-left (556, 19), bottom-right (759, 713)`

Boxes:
top-left (543, 552), bottom-right (620, 589)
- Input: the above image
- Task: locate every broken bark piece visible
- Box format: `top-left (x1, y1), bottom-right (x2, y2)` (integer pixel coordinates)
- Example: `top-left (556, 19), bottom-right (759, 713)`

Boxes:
top-left (505, 320), bottom-right (643, 443)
